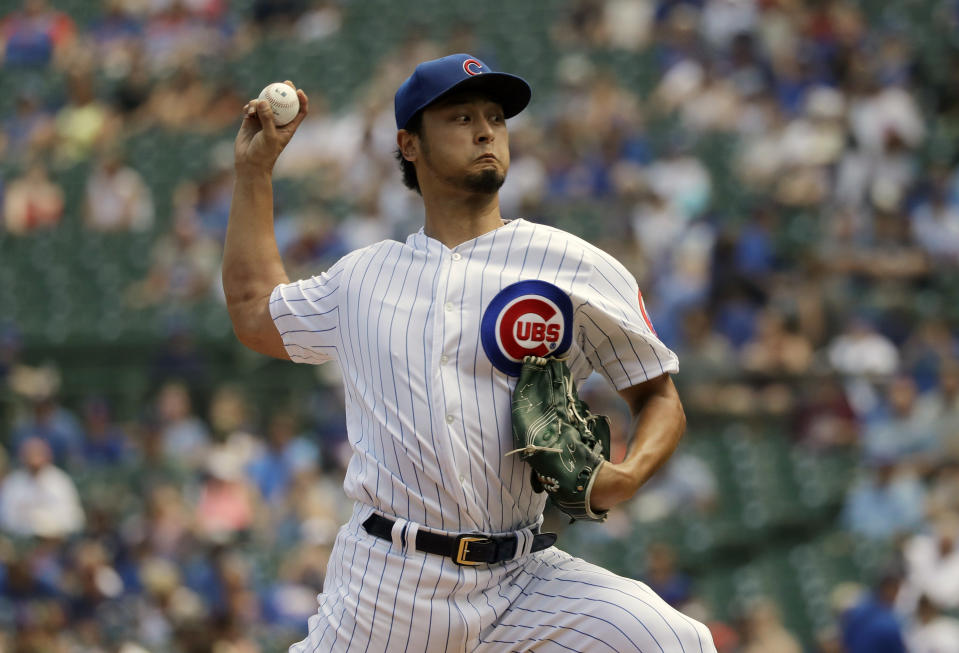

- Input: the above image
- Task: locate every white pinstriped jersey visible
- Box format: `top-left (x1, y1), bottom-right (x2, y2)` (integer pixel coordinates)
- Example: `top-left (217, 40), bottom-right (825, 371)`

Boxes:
top-left (270, 218), bottom-right (678, 535)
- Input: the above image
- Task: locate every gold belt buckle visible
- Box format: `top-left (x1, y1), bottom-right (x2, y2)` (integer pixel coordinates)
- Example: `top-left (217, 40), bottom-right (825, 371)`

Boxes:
top-left (455, 535), bottom-right (487, 566)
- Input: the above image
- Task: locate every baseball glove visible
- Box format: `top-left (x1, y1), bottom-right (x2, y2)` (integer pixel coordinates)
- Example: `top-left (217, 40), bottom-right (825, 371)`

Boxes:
top-left (507, 355), bottom-right (611, 522)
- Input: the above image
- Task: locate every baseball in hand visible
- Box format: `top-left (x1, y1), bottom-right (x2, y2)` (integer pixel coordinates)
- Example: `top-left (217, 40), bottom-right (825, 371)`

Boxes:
top-left (258, 82), bottom-right (300, 126)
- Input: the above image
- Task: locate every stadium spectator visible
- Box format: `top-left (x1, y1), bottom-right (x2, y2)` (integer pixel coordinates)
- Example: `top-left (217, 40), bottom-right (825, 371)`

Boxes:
top-left (9, 366), bottom-right (82, 464)
top-left (78, 397), bottom-right (130, 466)
top-left (142, 63), bottom-right (216, 131)
top-left (630, 451), bottom-right (718, 521)
top-left (141, 0), bottom-right (231, 73)
top-left (126, 211), bottom-right (221, 307)
top-left (149, 319), bottom-right (210, 390)
top-left (154, 381), bottom-right (210, 469)
top-left (841, 457), bottom-right (925, 540)
top-left (247, 412), bottom-right (319, 504)
top-left (0, 437), bottom-right (84, 538)
top-left (862, 375), bottom-right (941, 466)
top-left (899, 511), bottom-right (959, 612)
top-left (112, 45), bottom-right (154, 120)
top-left (910, 174), bottom-right (959, 264)
top-left (2, 161), bottom-right (64, 234)
top-left (928, 458), bottom-right (959, 516)
top-left (670, 308), bottom-right (738, 404)
top-left (827, 315), bottom-right (900, 379)
top-left (84, 150), bottom-right (154, 231)
top-left (143, 484), bottom-right (191, 557)
top-left (53, 68), bottom-right (117, 164)
top-left (791, 374), bottom-right (860, 449)
top-left (89, 0), bottom-right (143, 67)
top-left (0, 0), bottom-right (76, 67)
top-left (1, 93), bottom-right (56, 164)
top-left (295, 0), bottom-right (343, 42)
top-left (630, 181), bottom-right (688, 271)
top-left (64, 539), bottom-right (125, 623)
top-left (906, 595), bottom-right (959, 653)
top-left (194, 448), bottom-right (258, 542)
top-left (840, 567), bottom-right (909, 653)
top-left (184, 167), bottom-right (241, 240)
top-left (642, 542), bottom-right (693, 608)
top-left (739, 307), bottom-right (813, 379)
top-left (902, 320), bottom-right (959, 393)
top-left (741, 598), bottom-right (802, 653)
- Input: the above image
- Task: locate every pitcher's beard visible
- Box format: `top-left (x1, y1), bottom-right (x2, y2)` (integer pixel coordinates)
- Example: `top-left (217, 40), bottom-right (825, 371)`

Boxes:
top-left (463, 168), bottom-right (505, 194)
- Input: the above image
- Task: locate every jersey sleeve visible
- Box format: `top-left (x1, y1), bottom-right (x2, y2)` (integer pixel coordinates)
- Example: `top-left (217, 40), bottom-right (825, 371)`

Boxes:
top-left (575, 250), bottom-right (679, 390)
top-left (269, 265), bottom-right (344, 365)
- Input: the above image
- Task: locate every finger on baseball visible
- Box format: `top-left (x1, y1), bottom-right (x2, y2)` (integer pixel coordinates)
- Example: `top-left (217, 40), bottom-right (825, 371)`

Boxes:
top-left (286, 89), bottom-right (309, 131)
top-left (283, 79), bottom-right (296, 90)
top-left (281, 90), bottom-right (310, 132)
top-left (255, 99), bottom-right (278, 138)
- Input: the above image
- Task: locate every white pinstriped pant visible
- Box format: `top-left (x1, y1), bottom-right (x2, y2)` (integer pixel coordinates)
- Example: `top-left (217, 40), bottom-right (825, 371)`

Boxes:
top-left (290, 505), bottom-right (717, 653)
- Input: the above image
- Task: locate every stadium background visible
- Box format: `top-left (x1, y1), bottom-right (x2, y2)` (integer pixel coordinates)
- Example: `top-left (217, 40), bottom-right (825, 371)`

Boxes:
top-left (2, 0), bottom-right (959, 651)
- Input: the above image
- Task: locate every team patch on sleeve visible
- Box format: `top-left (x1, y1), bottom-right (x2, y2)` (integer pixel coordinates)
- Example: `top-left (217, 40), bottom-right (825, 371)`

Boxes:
top-left (481, 280), bottom-right (573, 376)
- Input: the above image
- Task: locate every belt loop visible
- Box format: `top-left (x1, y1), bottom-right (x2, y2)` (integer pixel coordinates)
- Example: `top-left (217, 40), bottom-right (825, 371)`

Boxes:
top-left (390, 518), bottom-right (407, 551)
top-left (511, 516), bottom-right (544, 561)
top-left (404, 521), bottom-right (420, 554)
top-left (512, 528), bottom-right (533, 560)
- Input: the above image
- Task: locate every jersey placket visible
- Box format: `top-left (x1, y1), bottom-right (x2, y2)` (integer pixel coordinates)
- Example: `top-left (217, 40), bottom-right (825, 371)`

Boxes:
top-left (434, 245), bottom-right (484, 531)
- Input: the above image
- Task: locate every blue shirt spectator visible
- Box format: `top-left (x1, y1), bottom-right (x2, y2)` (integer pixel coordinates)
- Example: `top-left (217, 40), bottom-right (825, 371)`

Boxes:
top-left (0, 0), bottom-right (75, 67)
top-left (80, 398), bottom-right (130, 466)
top-left (862, 376), bottom-right (941, 464)
top-left (842, 573), bottom-right (908, 653)
top-left (842, 461), bottom-right (926, 540)
top-left (247, 414), bottom-right (319, 502)
top-left (11, 396), bottom-right (83, 465)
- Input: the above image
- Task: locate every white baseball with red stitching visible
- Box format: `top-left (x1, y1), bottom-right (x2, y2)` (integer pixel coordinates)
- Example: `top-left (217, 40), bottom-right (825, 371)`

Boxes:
top-left (258, 82), bottom-right (299, 126)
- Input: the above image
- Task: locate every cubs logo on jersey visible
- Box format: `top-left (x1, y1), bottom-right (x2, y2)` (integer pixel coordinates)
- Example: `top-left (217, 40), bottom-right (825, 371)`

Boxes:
top-left (481, 280), bottom-right (573, 376)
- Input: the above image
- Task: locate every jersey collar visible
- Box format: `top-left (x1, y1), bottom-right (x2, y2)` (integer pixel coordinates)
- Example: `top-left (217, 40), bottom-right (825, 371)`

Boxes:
top-left (406, 218), bottom-right (521, 252)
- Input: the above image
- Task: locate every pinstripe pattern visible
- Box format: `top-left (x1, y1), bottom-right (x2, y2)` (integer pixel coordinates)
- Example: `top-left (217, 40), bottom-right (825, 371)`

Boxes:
top-left (272, 219), bottom-right (709, 652)
top-left (292, 505), bottom-right (715, 652)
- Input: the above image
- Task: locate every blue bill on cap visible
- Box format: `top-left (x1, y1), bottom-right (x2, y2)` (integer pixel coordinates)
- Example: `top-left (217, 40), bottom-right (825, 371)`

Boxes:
top-left (394, 53), bottom-right (531, 130)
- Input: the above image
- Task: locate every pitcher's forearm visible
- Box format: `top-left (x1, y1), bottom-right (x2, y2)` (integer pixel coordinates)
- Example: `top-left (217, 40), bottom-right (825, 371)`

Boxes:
top-left (223, 169), bottom-right (289, 306)
top-left (619, 390), bottom-right (685, 486)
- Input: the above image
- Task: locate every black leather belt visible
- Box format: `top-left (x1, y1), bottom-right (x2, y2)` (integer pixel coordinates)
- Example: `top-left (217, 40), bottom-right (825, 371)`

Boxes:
top-left (362, 514), bottom-right (557, 566)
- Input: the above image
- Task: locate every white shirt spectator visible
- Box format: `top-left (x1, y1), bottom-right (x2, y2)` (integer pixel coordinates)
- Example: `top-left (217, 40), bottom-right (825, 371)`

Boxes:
top-left (85, 157), bottom-right (154, 231)
top-left (828, 320), bottom-right (899, 378)
top-left (906, 595), bottom-right (959, 653)
top-left (901, 516), bottom-right (959, 611)
top-left (911, 198), bottom-right (959, 262)
top-left (849, 86), bottom-right (925, 155)
top-left (0, 439), bottom-right (84, 538)
top-left (700, 0), bottom-right (758, 52)
top-left (645, 152), bottom-right (712, 219)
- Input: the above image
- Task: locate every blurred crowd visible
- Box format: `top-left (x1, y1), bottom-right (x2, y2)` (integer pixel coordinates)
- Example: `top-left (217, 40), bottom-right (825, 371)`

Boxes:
top-left (3, 0), bottom-right (959, 651)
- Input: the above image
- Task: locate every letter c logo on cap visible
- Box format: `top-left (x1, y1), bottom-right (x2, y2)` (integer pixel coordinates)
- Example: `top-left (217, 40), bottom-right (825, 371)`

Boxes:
top-left (463, 59), bottom-right (483, 76)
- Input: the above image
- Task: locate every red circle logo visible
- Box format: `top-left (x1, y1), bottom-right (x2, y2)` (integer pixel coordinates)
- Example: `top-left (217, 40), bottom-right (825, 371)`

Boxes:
top-left (481, 280), bottom-right (573, 376)
top-left (463, 59), bottom-right (484, 76)
top-left (494, 296), bottom-right (565, 361)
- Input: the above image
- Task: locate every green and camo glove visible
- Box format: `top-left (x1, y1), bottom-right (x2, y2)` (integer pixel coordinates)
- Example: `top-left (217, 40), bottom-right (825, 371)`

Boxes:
top-left (508, 356), bottom-right (611, 522)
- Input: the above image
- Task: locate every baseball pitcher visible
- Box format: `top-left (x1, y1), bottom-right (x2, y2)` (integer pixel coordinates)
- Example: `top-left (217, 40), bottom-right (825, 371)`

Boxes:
top-left (223, 54), bottom-right (717, 653)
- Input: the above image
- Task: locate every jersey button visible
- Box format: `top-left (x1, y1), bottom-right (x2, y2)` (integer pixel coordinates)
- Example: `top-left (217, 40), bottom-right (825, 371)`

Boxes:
top-left (446, 415), bottom-right (455, 424)
top-left (459, 474), bottom-right (466, 484)
top-left (444, 302), bottom-right (453, 312)
top-left (440, 355), bottom-right (449, 364)
top-left (451, 252), bottom-right (462, 261)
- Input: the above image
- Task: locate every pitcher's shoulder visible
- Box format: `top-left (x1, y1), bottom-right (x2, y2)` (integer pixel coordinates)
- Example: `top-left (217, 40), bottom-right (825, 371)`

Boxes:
top-left (516, 220), bottom-right (624, 272)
